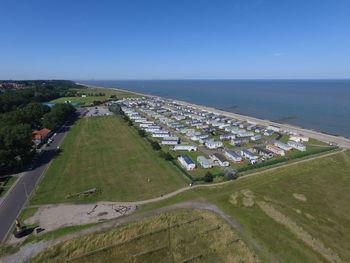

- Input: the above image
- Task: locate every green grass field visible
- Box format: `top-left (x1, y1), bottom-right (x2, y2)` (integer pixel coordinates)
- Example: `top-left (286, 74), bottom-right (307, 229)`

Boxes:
top-left (30, 115), bottom-right (187, 204)
top-left (26, 209), bottom-right (260, 263)
top-left (49, 86), bottom-right (140, 105)
top-left (136, 150), bottom-right (350, 262)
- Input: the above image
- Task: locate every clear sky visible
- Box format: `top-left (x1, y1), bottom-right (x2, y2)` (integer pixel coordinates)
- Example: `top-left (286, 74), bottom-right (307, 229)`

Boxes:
top-left (1, 0), bottom-right (350, 80)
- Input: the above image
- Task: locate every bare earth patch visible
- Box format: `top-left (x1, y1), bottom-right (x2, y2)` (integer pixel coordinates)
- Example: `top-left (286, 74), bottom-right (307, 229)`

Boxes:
top-left (7, 202), bottom-right (136, 245)
top-left (293, 193), bottom-right (307, 202)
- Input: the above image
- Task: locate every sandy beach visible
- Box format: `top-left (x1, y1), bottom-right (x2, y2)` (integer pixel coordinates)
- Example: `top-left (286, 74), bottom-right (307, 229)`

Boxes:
top-left (78, 83), bottom-right (350, 149)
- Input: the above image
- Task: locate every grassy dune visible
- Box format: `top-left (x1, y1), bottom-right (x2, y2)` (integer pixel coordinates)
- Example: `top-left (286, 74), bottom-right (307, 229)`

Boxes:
top-left (26, 209), bottom-right (260, 263)
top-left (30, 115), bottom-right (187, 204)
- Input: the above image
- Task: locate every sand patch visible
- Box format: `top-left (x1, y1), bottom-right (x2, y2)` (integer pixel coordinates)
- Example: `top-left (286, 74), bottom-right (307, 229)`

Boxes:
top-left (257, 201), bottom-right (340, 263)
top-left (293, 193), bottom-right (307, 202)
top-left (22, 203), bottom-right (136, 236)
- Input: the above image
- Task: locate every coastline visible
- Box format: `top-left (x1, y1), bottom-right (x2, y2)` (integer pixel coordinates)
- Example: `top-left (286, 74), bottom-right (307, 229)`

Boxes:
top-left (76, 82), bottom-right (350, 149)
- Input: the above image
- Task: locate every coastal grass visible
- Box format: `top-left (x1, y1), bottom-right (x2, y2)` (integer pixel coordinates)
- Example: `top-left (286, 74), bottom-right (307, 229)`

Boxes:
top-left (30, 115), bottom-right (187, 204)
top-left (49, 86), bottom-right (140, 105)
top-left (135, 150), bottom-right (350, 262)
top-left (5, 150), bottom-right (349, 263)
top-left (26, 209), bottom-right (260, 263)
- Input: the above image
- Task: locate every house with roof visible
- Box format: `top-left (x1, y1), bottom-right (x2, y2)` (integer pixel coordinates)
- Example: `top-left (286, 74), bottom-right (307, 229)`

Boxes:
top-left (288, 140), bottom-right (306, 151)
top-left (178, 155), bottom-right (196, 170)
top-left (240, 149), bottom-right (259, 161)
top-left (205, 141), bottom-right (224, 149)
top-left (172, 144), bottom-right (197, 152)
top-left (274, 141), bottom-right (293, 151)
top-left (266, 144), bottom-right (285, 156)
top-left (210, 153), bottom-right (229, 167)
top-left (33, 128), bottom-right (52, 144)
top-left (197, 156), bottom-right (213, 169)
top-left (224, 150), bottom-right (242, 162)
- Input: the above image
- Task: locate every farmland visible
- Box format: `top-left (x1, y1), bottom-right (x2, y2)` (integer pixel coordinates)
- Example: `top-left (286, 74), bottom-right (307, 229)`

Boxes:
top-left (30, 115), bottom-right (187, 204)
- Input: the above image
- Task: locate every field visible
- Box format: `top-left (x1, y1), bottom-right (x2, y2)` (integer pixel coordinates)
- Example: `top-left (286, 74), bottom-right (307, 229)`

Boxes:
top-left (136, 150), bottom-right (350, 262)
top-left (26, 209), bottom-right (260, 263)
top-left (49, 86), bottom-right (140, 105)
top-left (30, 115), bottom-right (187, 204)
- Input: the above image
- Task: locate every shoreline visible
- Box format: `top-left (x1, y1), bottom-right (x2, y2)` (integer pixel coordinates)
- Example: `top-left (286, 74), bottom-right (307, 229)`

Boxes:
top-left (76, 82), bottom-right (350, 149)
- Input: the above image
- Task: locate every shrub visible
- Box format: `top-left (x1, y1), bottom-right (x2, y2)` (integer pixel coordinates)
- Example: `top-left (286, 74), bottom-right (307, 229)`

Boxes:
top-left (203, 172), bottom-right (214, 182)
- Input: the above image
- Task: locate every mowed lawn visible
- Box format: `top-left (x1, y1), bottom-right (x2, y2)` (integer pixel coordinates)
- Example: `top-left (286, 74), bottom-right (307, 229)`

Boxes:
top-left (31, 115), bottom-right (187, 204)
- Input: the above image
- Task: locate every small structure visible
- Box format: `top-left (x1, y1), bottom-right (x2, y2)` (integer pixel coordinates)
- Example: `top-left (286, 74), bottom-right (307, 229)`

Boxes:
top-left (266, 144), bottom-right (285, 156)
top-left (289, 135), bottom-right (309, 142)
top-left (178, 155), bottom-right (196, 170)
top-left (205, 141), bottom-right (224, 149)
top-left (32, 128), bottom-right (52, 144)
top-left (267, 125), bottom-right (281, 132)
top-left (288, 140), bottom-right (306, 151)
top-left (210, 153), bottom-right (229, 167)
top-left (197, 156), bottom-right (213, 168)
top-left (274, 141), bottom-right (293, 151)
top-left (172, 144), bottom-right (197, 152)
top-left (251, 147), bottom-right (274, 158)
top-left (161, 138), bottom-right (179, 145)
top-left (250, 134), bottom-right (262, 141)
top-left (224, 150), bottom-right (242, 162)
top-left (240, 149), bottom-right (259, 161)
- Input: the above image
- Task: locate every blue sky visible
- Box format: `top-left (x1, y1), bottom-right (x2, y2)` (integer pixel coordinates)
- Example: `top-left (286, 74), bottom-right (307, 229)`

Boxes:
top-left (1, 0), bottom-right (350, 79)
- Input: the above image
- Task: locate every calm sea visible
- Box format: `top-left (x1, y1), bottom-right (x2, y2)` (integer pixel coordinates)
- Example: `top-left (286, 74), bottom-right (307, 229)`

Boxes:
top-left (80, 80), bottom-right (350, 138)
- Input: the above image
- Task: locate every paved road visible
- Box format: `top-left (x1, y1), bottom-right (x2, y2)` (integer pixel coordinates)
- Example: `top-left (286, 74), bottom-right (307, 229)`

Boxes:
top-left (0, 110), bottom-right (84, 242)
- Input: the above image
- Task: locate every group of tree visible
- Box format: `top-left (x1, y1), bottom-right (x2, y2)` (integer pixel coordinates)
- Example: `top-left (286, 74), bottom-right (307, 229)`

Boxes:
top-left (0, 80), bottom-right (80, 175)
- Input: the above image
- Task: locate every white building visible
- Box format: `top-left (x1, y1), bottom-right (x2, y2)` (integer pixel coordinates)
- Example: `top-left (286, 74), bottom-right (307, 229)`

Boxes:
top-left (240, 149), bottom-right (259, 160)
top-left (152, 132), bottom-right (170, 138)
top-left (205, 141), bottom-right (224, 149)
top-left (197, 156), bottom-right (213, 169)
top-left (251, 134), bottom-right (262, 141)
top-left (288, 140), bottom-right (306, 151)
top-left (224, 150), bottom-right (243, 162)
top-left (267, 125), bottom-right (280, 132)
top-left (161, 137), bottom-right (179, 145)
top-left (266, 144), bottom-right (285, 156)
top-left (274, 141), bottom-right (293, 151)
top-left (178, 155), bottom-right (196, 170)
top-left (289, 135), bottom-right (309, 142)
top-left (172, 144), bottom-right (197, 152)
top-left (210, 153), bottom-right (229, 167)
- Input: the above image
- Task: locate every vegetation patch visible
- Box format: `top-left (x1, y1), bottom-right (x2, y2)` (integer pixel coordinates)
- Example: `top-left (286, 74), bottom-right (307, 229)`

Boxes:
top-left (25, 209), bottom-right (260, 263)
top-left (30, 115), bottom-right (187, 204)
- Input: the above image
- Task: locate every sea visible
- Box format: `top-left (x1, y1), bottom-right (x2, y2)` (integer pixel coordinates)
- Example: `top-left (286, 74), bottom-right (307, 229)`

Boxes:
top-left (79, 80), bottom-right (350, 138)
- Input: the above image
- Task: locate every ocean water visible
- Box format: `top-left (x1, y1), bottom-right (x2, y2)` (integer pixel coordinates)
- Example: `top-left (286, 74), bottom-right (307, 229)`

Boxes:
top-left (80, 80), bottom-right (350, 138)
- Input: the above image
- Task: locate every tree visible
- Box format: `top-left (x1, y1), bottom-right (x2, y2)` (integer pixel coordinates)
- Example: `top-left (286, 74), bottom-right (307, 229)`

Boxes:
top-left (203, 172), bottom-right (214, 182)
top-left (138, 129), bottom-right (146, 137)
top-left (164, 152), bottom-right (174, 161)
top-left (0, 123), bottom-right (33, 173)
top-left (150, 141), bottom-right (161, 151)
top-left (42, 104), bottom-right (75, 130)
